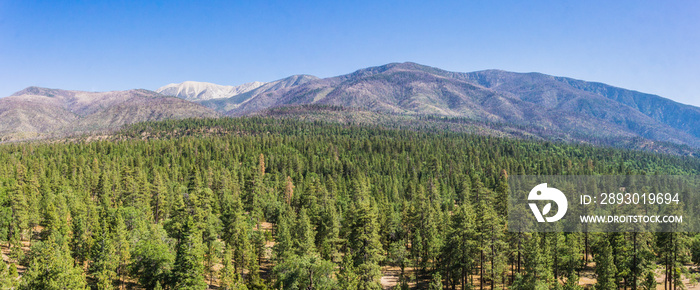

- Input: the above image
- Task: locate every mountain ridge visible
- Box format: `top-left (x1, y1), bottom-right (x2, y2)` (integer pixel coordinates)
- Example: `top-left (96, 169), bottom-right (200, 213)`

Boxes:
top-left (4, 62), bottom-right (699, 154)
top-left (156, 80), bottom-right (265, 101)
top-left (0, 87), bottom-right (219, 141)
top-left (199, 62), bottom-right (699, 148)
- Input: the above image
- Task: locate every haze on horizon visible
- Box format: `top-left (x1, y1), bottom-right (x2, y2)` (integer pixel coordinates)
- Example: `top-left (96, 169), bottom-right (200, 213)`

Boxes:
top-left (1, 0), bottom-right (699, 107)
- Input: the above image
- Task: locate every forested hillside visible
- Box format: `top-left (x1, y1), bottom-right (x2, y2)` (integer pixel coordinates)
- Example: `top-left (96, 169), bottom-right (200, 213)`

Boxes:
top-left (1, 117), bottom-right (700, 289)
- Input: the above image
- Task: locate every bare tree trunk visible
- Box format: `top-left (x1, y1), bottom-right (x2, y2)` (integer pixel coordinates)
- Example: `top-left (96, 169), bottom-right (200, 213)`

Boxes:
top-left (480, 249), bottom-right (484, 290)
top-left (633, 232), bottom-right (637, 290)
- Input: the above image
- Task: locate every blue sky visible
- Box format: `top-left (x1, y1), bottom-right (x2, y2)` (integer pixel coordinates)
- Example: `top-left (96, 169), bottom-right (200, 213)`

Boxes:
top-left (1, 1), bottom-right (699, 106)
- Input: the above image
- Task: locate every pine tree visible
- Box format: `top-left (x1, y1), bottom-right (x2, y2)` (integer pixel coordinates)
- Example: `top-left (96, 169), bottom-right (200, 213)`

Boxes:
top-left (317, 201), bottom-right (341, 262)
top-left (346, 177), bottom-right (383, 290)
top-left (641, 271), bottom-right (657, 290)
top-left (259, 153), bottom-right (266, 177)
top-left (408, 185), bottom-right (442, 271)
top-left (20, 232), bottom-right (88, 290)
top-left (90, 217), bottom-right (118, 289)
top-left (171, 216), bottom-right (207, 290)
top-left (0, 260), bottom-right (10, 289)
top-left (285, 176), bottom-right (294, 205)
top-left (152, 171), bottom-right (169, 223)
top-left (594, 238), bottom-right (617, 290)
top-left (220, 245), bottom-right (248, 290)
top-left (273, 254), bottom-right (337, 290)
top-left (8, 179), bottom-right (29, 253)
top-left (274, 210), bottom-right (295, 263)
top-left (112, 211), bottom-right (131, 290)
top-left (294, 208), bottom-right (316, 256)
top-left (523, 233), bottom-right (553, 289)
top-left (443, 203), bottom-right (477, 290)
top-left (562, 271), bottom-right (583, 290)
top-left (130, 223), bottom-right (174, 289)
top-left (428, 273), bottom-right (443, 290)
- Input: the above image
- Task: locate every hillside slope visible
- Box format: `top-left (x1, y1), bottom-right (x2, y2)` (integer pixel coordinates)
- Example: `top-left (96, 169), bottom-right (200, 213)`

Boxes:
top-left (0, 87), bottom-right (219, 141)
top-left (156, 80), bottom-right (265, 101)
top-left (219, 62), bottom-right (700, 148)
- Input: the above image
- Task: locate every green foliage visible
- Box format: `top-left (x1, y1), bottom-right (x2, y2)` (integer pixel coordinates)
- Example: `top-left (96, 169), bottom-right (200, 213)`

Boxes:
top-left (594, 238), bottom-right (617, 290)
top-left (171, 216), bottom-right (207, 289)
top-left (563, 271), bottom-right (583, 290)
top-left (1, 117), bottom-right (699, 288)
top-left (0, 260), bottom-right (19, 289)
top-left (130, 223), bottom-right (175, 289)
top-left (273, 254), bottom-right (337, 290)
top-left (220, 245), bottom-right (248, 290)
top-left (20, 233), bottom-right (87, 290)
top-left (428, 272), bottom-right (443, 290)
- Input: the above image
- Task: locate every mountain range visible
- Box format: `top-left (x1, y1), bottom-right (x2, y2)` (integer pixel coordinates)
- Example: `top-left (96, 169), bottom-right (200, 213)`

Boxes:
top-left (2, 62), bottom-right (699, 155)
top-left (156, 80), bottom-right (265, 101)
top-left (0, 87), bottom-right (218, 141)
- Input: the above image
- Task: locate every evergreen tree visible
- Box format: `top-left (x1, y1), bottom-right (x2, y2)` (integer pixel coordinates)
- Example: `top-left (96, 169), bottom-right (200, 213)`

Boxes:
top-left (220, 245), bottom-right (248, 290)
top-left (294, 208), bottom-right (316, 256)
top-left (0, 116), bottom-right (698, 289)
top-left (316, 201), bottom-right (342, 262)
top-left (443, 203), bottom-right (477, 290)
top-left (273, 255), bottom-right (337, 290)
top-left (594, 238), bottom-right (617, 290)
top-left (112, 211), bottom-right (131, 290)
top-left (428, 273), bottom-right (443, 290)
top-left (346, 177), bottom-right (383, 290)
top-left (20, 232), bottom-right (88, 290)
top-left (130, 223), bottom-right (174, 289)
top-left (90, 218), bottom-right (118, 289)
top-left (523, 233), bottom-right (553, 289)
top-left (274, 210), bottom-right (295, 263)
top-left (8, 179), bottom-right (29, 256)
top-left (152, 171), bottom-right (169, 223)
top-left (408, 185), bottom-right (442, 271)
top-left (171, 216), bottom-right (207, 290)
top-left (562, 271), bottom-right (583, 290)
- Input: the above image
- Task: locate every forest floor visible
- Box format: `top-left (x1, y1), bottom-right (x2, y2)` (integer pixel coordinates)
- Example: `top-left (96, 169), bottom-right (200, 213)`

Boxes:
top-left (4, 229), bottom-right (700, 289)
top-left (377, 259), bottom-right (700, 290)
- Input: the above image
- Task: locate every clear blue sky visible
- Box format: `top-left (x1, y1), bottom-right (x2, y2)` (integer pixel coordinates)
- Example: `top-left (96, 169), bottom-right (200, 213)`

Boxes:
top-left (1, 1), bottom-right (699, 106)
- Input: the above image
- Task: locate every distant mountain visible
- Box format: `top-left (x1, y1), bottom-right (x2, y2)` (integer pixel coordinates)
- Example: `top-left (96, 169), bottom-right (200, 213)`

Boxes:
top-left (0, 87), bottom-right (219, 141)
top-left (5, 62), bottom-right (700, 153)
top-left (156, 80), bottom-right (265, 101)
top-left (198, 62), bottom-right (699, 148)
top-left (197, 75), bottom-right (320, 112)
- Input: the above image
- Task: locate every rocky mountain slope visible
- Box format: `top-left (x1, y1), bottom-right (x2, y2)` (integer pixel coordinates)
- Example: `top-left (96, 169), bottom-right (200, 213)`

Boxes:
top-left (0, 87), bottom-right (219, 141)
top-left (3, 62), bottom-right (699, 153)
top-left (200, 62), bottom-right (699, 148)
top-left (156, 80), bottom-right (265, 101)
top-left (197, 74), bottom-right (320, 112)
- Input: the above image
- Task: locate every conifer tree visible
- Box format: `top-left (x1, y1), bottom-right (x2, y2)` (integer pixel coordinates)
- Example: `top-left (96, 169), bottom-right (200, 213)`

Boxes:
top-left (273, 255), bottom-right (337, 290)
top-left (523, 233), bottom-right (553, 289)
top-left (112, 212), bottom-right (131, 290)
top-left (408, 185), bottom-right (441, 271)
top-left (171, 216), bottom-right (207, 290)
top-left (443, 203), bottom-right (477, 290)
top-left (130, 223), bottom-right (174, 289)
top-left (594, 238), bottom-right (617, 290)
top-left (316, 201), bottom-right (341, 262)
top-left (8, 179), bottom-right (29, 252)
top-left (346, 177), bottom-right (383, 290)
top-left (274, 209), bottom-right (295, 263)
top-left (220, 245), bottom-right (248, 290)
top-left (20, 232), bottom-right (88, 290)
top-left (152, 171), bottom-right (168, 223)
top-left (294, 208), bottom-right (316, 256)
top-left (90, 217), bottom-right (118, 290)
